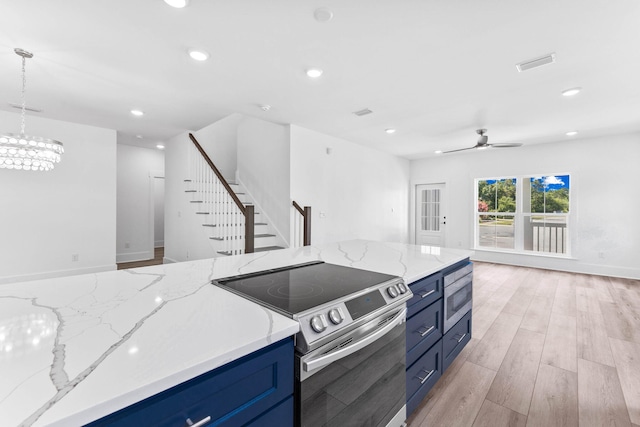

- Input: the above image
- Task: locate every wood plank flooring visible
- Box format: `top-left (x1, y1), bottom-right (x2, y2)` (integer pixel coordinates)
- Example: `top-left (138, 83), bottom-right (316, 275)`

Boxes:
top-left (408, 262), bottom-right (640, 427)
top-left (117, 247), bottom-right (164, 270)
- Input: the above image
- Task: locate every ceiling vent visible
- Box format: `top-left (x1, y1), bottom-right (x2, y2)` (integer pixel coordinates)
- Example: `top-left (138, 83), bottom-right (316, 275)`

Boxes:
top-left (516, 53), bottom-right (556, 72)
top-left (352, 108), bottom-right (373, 117)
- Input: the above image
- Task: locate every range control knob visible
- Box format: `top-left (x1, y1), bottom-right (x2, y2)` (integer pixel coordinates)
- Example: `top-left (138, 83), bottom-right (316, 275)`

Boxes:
top-left (310, 315), bottom-right (327, 333)
top-left (397, 282), bottom-right (408, 294)
top-left (328, 308), bottom-right (344, 325)
top-left (387, 286), bottom-right (399, 298)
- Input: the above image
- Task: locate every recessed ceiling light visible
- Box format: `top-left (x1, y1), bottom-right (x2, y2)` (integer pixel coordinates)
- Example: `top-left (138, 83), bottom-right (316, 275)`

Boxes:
top-left (435, 150), bottom-right (443, 154)
top-left (130, 109), bottom-right (144, 116)
top-left (188, 49), bottom-right (209, 61)
top-left (562, 87), bottom-right (582, 97)
top-left (164, 0), bottom-right (188, 8)
top-left (566, 131), bottom-right (578, 136)
top-left (306, 68), bottom-right (323, 78)
top-left (156, 144), bottom-right (165, 149)
top-left (385, 128), bottom-right (396, 134)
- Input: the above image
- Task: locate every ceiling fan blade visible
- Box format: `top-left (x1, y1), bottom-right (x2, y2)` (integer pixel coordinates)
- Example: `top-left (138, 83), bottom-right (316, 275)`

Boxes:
top-left (442, 145), bottom-right (477, 154)
top-left (489, 142), bottom-right (523, 148)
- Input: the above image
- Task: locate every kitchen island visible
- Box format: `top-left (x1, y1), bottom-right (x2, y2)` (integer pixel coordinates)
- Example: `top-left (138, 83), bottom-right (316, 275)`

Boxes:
top-left (0, 240), bottom-right (472, 426)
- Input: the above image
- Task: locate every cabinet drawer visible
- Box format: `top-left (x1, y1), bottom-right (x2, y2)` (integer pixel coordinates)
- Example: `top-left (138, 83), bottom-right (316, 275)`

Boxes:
top-left (88, 338), bottom-right (294, 427)
top-left (406, 299), bottom-right (442, 367)
top-left (245, 395), bottom-right (293, 427)
top-left (407, 273), bottom-right (442, 317)
top-left (443, 310), bottom-right (472, 371)
top-left (406, 340), bottom-right (442, 417)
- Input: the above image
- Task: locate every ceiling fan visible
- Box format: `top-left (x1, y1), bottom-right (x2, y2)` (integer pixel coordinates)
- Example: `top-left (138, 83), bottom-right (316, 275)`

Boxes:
top-left (442, 129), bottom-right (523, 153)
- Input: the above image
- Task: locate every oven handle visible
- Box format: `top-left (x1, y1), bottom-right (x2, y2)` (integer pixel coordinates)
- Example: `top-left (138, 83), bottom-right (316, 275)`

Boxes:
top-left (303, 307), bottom-right (407, 374)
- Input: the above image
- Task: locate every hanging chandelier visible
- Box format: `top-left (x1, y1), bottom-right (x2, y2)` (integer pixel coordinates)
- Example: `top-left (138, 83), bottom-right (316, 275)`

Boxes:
top-left (0, 48), bottom-right (64, 171)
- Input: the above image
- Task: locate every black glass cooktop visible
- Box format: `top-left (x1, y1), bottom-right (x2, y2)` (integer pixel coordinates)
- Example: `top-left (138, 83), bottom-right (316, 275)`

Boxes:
top-left (213, 261), bottom-right (399, 316)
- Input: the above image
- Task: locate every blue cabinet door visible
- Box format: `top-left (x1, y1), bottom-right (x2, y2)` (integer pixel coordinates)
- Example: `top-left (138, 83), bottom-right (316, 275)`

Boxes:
top-left (88, 338), bottom-right (293, 427)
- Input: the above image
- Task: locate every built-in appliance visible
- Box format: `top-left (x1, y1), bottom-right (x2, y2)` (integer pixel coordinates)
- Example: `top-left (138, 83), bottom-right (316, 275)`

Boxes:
top-left (213, 261), bottom-right (413, 427)
top-left (443, 262), bottom-right (473, 333)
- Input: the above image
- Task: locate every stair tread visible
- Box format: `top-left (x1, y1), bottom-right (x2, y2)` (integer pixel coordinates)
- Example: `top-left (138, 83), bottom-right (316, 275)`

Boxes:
top-left (254, 246), bottom-right (285, 252)
top-left (203, 223), bottom-right (268, 227)
top-left (209, 233), bottom-right (275, 240)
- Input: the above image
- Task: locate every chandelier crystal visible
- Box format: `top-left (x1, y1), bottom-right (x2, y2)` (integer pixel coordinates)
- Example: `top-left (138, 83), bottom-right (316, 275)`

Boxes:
top-left (0, 48), bottom-right (64, 171)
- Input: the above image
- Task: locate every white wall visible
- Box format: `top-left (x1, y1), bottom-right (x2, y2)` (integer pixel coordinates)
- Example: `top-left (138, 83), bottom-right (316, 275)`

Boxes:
top-left (164, 131), bottom-right (216, 263)
top-left (237, 117), bottom-right (291, 244)
top-left (154, 176), bottom-right (165, 247)
top-left (0, 111), bottom-right (117, 283)
top-left (116, 144), bottom-right (165, 263)
top-left (191, 113), bottom-right (242, 181)
top-left (290, 125), bottom-right (410, 245)
top-left (410, 132), bottom-right (640, 279)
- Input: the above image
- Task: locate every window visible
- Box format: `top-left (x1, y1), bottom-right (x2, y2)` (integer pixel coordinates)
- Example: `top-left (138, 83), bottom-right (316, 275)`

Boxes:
top-left (475, 174), bottom-right (571, 255)
top-left (420, 187), bottom-right (441, 232)
top-left (477, 178), bottom-right (516, 249)
top-left (523, 175), bottom-right (570, 254)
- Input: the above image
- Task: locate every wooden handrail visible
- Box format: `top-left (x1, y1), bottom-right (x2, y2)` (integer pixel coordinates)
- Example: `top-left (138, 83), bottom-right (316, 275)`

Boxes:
top-left (292, 201), bottom-right (311, 246)
top-left (189, 133), bottom-right (246, 214)
top-left (189, 133), bottom-right (254, 253)
top-left (292, 200), bottom-right (304, 216)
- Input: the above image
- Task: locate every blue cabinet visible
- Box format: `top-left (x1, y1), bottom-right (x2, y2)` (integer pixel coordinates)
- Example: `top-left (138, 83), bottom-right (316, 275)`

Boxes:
top-left (87, 338), bottom-right (294, 427)
top-left (406, 259), bottom-right (472, 418)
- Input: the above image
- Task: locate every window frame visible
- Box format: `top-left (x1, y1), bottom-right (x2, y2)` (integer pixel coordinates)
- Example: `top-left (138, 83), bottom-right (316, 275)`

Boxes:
top-left (474, 173), bottom-right (572, 257)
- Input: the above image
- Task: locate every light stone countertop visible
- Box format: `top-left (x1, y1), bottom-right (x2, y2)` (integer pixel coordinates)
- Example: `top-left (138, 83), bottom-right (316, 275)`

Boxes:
top-left (0, 240), bottom-right (472, 426)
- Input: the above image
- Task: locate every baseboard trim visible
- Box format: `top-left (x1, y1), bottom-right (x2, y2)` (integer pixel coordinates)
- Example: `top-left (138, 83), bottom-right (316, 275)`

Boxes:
top-left (0, 264), bottom-right (117, 285)
top-left (116, 251), bottom-right (154, 264)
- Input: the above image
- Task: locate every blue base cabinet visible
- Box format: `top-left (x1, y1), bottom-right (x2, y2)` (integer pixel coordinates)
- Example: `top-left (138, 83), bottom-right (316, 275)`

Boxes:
top-left (406, 259), bottom-right (472, 418)
top-left (88, 338), bottom-right (294, 427)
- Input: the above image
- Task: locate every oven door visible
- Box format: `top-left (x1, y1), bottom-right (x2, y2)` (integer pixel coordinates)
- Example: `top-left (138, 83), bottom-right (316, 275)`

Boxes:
top-left (444, 272), bottom-right (473, 333)
top-left (295, 306), bottom-right (407, 427)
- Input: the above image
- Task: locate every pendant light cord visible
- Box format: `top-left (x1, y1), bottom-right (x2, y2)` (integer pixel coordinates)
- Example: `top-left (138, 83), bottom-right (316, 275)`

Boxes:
top-left (20, 55), bottom-right (26, 135)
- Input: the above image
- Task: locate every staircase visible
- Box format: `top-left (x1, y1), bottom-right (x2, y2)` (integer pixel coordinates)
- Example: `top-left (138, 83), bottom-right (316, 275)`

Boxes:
top-left (185, 133), bottom-right (286, 256)
top-left (184, 179), bottom-right (285, 255)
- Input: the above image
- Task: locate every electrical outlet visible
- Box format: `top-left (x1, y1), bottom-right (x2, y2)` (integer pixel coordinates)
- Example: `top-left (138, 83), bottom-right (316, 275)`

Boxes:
top-left (319, 211), bottom-right (326, 219)
top-left (125, 242), bottom-right (130, 249)
top-left (71, 254), bottom-right (79, 262)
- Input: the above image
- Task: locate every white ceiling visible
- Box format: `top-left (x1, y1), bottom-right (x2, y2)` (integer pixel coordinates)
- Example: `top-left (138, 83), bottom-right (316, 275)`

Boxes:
top-left (2, 0), bottom-right (639, 158)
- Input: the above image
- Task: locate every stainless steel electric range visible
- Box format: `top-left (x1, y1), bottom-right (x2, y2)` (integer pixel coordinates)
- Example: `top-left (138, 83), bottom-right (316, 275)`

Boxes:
top-left (213, 261), bottom-right (413, 427)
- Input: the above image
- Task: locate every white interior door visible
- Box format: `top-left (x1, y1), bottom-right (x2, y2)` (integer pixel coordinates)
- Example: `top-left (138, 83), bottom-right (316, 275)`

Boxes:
top-left (416, 183), bottom-right (446, 246)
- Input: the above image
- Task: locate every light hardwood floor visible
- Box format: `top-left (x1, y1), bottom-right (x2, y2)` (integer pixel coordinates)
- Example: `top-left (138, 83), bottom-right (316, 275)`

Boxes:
top-left (408, 262), bottom-right (640, 427)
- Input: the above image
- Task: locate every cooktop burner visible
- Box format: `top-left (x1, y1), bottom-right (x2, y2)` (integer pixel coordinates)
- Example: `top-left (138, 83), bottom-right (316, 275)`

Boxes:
top-left (213, 261), bottom-right (399, 316)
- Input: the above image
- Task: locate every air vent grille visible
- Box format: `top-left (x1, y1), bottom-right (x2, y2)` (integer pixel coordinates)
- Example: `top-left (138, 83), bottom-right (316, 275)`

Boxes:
top-left (516, 53), bottom-right (556, 72)
top-left (353, 108), bottom-right (373, 116)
